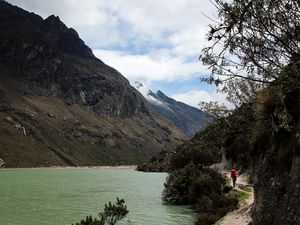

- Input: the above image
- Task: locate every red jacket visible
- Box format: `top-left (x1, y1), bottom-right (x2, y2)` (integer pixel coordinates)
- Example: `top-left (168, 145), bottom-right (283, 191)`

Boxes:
top-left (231, 169), bottom-right (237, 177)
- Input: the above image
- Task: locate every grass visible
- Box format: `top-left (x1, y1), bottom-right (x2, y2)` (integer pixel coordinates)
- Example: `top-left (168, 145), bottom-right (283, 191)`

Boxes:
top-left (238, 185), bottom-right (252, 193)
top-left (213, 221), bottom-right (221, 225)
top-left (225, 189), bottom-right (251, 206)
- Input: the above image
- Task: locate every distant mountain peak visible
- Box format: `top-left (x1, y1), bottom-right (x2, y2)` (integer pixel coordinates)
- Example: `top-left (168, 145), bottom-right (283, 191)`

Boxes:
top-left (133, 82), bottom-right (208, 137)
top-left (157, 90), bottom-right (166, 97)
top-left (43, 14), bottom-right (95, 59)
top-left (133, 81), bottom-right (151, 97)
top-left (156, 90), bottom-right (175, 103)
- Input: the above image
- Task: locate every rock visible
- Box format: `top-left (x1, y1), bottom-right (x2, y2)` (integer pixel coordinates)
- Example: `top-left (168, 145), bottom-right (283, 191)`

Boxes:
top-left (43, 112), bottom-right (55, 118)
top-left (0, 104), bottom-right (14, 112)
top-left (48, 113), bottom-right (55, 118)
top-left (0, 158), bottom-right (6, 168)
top-left (5, 116), bottom-right (14, 124)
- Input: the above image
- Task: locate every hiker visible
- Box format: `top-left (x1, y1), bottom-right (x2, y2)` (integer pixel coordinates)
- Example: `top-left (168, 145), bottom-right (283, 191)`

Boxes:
top-left (231, 168), bottom-right (237, 187)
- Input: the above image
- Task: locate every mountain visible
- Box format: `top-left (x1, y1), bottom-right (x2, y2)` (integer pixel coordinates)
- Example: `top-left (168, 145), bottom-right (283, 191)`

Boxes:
top-left (133, 82), bottom-right (208, 137)
top-left (0, 1), bottom-right (184, 167)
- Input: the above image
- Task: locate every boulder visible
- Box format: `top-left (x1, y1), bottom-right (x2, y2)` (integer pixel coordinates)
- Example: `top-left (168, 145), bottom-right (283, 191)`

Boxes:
top-left (0, 158), bottom-right (6, 168)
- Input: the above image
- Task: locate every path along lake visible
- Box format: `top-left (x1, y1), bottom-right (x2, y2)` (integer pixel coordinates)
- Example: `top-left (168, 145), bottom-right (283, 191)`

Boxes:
top-left (0, 167), bottom-right (195, 225)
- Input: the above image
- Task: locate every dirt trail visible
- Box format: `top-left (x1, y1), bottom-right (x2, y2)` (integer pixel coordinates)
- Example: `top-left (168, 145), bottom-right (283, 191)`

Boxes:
top-left (218, 173), bottom-right (254, 225)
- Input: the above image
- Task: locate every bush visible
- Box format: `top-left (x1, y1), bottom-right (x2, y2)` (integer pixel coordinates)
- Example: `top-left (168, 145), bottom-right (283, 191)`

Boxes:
top-left (162, 163), bottom-right (199, 204)
top-left (162, 163), bottom-right (225, 205)
top-left (163, 161), bottom-right (240, 225)
top-left (73, 198), bottom-right (129, 225)
top-left (195, 213), bottom-right (219, 225)
top-left (194, 194), bottom-right (238, 225)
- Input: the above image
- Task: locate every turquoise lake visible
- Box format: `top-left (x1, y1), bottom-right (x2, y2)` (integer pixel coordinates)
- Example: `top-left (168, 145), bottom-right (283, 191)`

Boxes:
top-left (0, 168), bottom-right (195, 225)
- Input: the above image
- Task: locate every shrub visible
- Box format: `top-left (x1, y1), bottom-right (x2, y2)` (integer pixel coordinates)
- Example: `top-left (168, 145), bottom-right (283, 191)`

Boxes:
top-left (73, 198), bottom-right (129, 225)
top-left (162, 163), bottom-right (199, 204)
top-left (162, 163), bottom-right (225, 206)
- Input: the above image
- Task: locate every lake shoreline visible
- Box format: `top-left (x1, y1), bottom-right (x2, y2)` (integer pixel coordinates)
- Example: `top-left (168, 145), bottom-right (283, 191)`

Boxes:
top-left (0, 165), bottom-right (137, 170)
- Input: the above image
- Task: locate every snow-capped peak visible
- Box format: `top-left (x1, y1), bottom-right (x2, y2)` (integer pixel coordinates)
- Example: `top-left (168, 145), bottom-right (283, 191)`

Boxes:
top-left (133, 81), bottom-right (151, 98)
top-left (132, 82), bottom-right (173, 110)
top-left (134, 81), bottom-right (143, 89)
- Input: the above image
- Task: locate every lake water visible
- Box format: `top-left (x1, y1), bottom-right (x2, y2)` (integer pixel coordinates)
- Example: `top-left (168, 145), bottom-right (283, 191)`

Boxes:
top-left (0, 168), bottom-right (195, 225)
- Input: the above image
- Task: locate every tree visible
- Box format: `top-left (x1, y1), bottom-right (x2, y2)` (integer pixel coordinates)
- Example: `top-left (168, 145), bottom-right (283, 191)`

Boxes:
top-left (198, 101), bottom-right (231, 119)
top-left (73, 198), bottom-right (129, 225)
top-left (99, 198), bottom-right (129, 225)
top-left (200, 0), bottom-right (300, 106)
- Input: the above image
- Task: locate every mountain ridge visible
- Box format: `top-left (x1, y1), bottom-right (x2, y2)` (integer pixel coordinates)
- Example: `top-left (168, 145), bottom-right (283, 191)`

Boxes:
top-left (0, 1), bottom-right (184, 167)
top-left (133, 82), bottom-right (208, 137)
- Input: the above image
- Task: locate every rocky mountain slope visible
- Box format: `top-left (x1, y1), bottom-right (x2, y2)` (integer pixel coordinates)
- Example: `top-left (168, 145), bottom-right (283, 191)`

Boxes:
top-left (134, 82), bottom-right (208, 137)
top-left (0, 1), bottom-right (184, 167)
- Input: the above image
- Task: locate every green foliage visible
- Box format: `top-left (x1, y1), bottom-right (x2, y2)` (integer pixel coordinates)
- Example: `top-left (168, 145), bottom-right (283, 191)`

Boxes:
top-left (195, 2), bottom-right (300, 222)
top-left (99, 198), bottom-right (129, 225)
top-left (170, 146), bottom-right (217, 170)
top-left (194, 193), bottom-right (238, 225)
top-left (164, 163), bottom-right (224, 205)
top-left (199, 101), bottom-right (231, 119)
top-left (238, 184), bottom-right (252, 193)
top-left (73, 198), bottom-right (129, 225)
top-left (136, 150), bottom-right (171, 172)
top-left (225, 189), bottom-right (250, 206)
top-left (74, 216), bottom-right (101, 225)
top-left (221, 104), bottom-right (255, 171)
top-left (163, 163), bottom-right (201, 204)
top-left (213, 221), bottom-right (221, 225)
top-left (162, 162), bottom-right (238, 225)
top-left (169, 121), bottom-right (227, 171)
top-left (172, 103), bottom-right (254, 172)
top-left (162, 104), bottom-right (258, 224)
top-left (200, 0), bottom-right (300, 107)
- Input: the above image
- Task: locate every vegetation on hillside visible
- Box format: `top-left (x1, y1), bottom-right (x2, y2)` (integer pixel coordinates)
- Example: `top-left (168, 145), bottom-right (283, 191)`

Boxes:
top-left (197, 0), bottom-right (300, 224)
top-left (161, 107), bottom-right (253, 224)
top-left (136, 150), bottom-right (171, 172)
top-left (199, 0), bottom-right (300, 172)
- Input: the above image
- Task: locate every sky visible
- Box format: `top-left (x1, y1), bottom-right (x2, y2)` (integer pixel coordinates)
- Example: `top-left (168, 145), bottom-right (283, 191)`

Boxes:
top-left (7, 0), bottom-right (231, 108)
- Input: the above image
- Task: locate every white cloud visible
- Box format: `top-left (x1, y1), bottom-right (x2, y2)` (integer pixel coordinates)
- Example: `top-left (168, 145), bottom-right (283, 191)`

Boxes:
top-left (8, 0), bottom-right (115, 26)
top-left (7, 0), bottom-right (217, 53)
top-left (110, 0), bottom-right (214, 42)
top-left (93, 49), bottom-right (210, 83)
top-left (169, 24), bottom-right (210, 57)
top-left (172, 89), bottom-right (233, 109)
